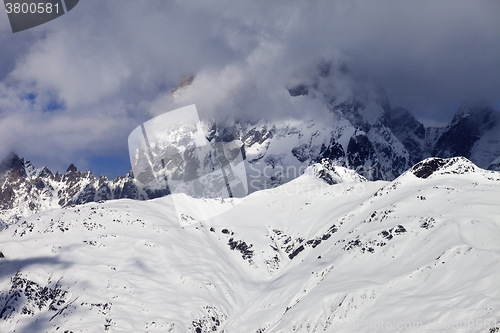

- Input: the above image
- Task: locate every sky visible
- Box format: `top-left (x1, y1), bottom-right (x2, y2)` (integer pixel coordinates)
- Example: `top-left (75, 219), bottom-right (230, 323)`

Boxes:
top-left (0, 0), bottom-right (499, 178)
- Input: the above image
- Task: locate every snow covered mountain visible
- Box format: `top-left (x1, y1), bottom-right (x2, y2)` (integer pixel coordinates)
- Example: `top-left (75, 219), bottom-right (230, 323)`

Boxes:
top-left (165, 61), bottom-right (500, 190)
top-left (1, 61), bottom-right (498, 228)
top-left (0, 157), bottom-right (499, 332)
top-left (0, 153), bottom-right (168, 228)
top-left (235, 96), bottom-right (500, 185)
top-left (2, 101), bottom-right (499, 229)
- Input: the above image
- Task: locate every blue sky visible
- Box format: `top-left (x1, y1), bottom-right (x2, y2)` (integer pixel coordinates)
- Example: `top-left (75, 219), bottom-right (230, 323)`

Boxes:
top-left (89, 155), bottom-right (131, 180)
top-left (0, 0), bottom-right (499, 178)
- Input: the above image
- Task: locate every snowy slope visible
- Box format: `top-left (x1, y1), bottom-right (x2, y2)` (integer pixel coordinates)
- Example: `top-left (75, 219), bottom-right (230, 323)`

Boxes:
top-left (1, 158), bottom-right (499, 332)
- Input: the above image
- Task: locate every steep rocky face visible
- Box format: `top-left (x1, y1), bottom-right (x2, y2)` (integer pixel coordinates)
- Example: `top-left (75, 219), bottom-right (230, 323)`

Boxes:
top-left (386, 107), bottom-right (426, 165)
top-left (0, 154), bottom-right (35, 211)
top-left (407, 157), bottom-right (481, 180)
top-left (135, 61), bottom-right (499, 195)
top-left (236, 61), bottom-right (498, 186)
top-left (433, 103), bottom-right (500, 168)
top-left (488, 156), bottom-right (500, 171)
top-left (211, 100), bottom-right (498, 187)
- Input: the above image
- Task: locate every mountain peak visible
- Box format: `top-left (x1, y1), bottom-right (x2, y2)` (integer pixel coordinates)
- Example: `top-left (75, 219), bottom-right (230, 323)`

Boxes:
top-left (455, 102), bottom-right (474, 119)
top-left (171, 73), bottom-right (195, 95)
top-left (0, 153), bottom-right (27, 180)
top-left (452, 102), bottom-right (496, 123)
top-left (409, 157), bottom-right (480, 179)
top-left (0, 155), bottom-right (156, 227)
top-left (66, 164), bottom-right (77, 173)
top-left (308, 158), bottom-right (367, 184)
top-left (0, 153), bottom-right (22, 172)
top-left (1, 150), bottom-right (498, 331)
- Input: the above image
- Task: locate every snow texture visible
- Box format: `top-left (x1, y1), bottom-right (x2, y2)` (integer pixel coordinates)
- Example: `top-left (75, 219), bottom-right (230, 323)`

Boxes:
top-left (0, 157), bottom-right (499, 332)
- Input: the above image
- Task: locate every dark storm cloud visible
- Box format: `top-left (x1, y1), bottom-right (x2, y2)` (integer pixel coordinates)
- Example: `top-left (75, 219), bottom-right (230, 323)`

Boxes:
top-left (0, 0), bottom-right (499, 172)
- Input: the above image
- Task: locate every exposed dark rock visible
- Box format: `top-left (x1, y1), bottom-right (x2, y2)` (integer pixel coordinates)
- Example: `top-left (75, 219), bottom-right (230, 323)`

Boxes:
top-left (316, 140), bottom-right (345, 164)
top-left (228, 238), bottom-right (254, 260)
top-left (394, 225), bottom-right (407, 234)
top-left (0, 155), bottom-right (170, 226)
top-left (66, 164), bottom-right (77, 173)
top-left (38, 166), bottom-right (53, 178)
top-left (411, 158), bottom-right (448, 179)
top-left (287, 84), bottom-right (309, 97)
top-left (420, 217), bottom-right (435, 229)
top-left (33, 179), bottom-right (45, 190)
top-left (0, 184), bottom-right (15, 210)
top-left (243, 126), bottom-right (275, 147)
top-left (291, 145), bottom-right (310, 163)
top-left (171, 73), bottom-right (195, 94)
top-left (316, 169), bottom-right (336, 185)
top-left (347, 134), bottom-right (376, 169)
top-left (0, 271), bottom-right (68, 320)
top-left (343, 239), bottom-right (362, 251)
top-left (288, 245), bottom-right (305, 260)
top-left (387, 107), bottom-right (425, 165)
top-left (1, 101), bottom-right (498, 226)
top-left (0, 153), bottom-right (27, 181)
top-left (433, 104), bottom-right (498, 161)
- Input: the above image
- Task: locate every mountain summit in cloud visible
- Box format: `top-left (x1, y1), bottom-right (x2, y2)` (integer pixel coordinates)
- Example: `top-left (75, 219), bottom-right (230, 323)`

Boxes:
top-left (1, 62), bottom-right (499, 228)
top-left (1, 1), bottom-right (498, 173)
top-left (1, 96), bottom-right (499, 228)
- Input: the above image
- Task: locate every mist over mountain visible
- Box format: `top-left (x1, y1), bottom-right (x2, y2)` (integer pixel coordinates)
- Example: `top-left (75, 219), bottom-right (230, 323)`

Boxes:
top-left (1, 79), bottom-right (499, 228)
top-left (1, 2), bottom-right (499, 332)
top-left (1, 61), bottom-right (499, 227)
top-left (1, 1), bottom-right (499, 174)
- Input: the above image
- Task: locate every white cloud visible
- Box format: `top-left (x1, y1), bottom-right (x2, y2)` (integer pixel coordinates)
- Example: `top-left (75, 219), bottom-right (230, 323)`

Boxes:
top-left (11, 30), bottom-right (131, 108)
top-left (0, 0), bottom-right (498, 172)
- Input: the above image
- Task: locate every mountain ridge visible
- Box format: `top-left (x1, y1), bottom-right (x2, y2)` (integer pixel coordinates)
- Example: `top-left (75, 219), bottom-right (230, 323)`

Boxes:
top-left (0, 154), bottom-right (169, 228)
top-left (1, 61), bottom-right (499, 227)
top-left (1, 99), bottom-right (499, 227)
top-left (0, 156), bottom-right (498, 332)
